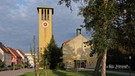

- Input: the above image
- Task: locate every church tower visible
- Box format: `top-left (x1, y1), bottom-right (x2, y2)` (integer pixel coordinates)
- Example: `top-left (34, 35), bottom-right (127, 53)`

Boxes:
top-left (37, 6), bottom-right (54, 55)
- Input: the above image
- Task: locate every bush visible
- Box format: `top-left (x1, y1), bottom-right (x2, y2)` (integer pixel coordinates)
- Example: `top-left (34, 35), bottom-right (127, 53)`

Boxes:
top-left (0, 62), bottom-right (4, 68)
top-left (57, 62), bottom-right (65, 70)
top-left (15, 64), bottom-right (21, 69)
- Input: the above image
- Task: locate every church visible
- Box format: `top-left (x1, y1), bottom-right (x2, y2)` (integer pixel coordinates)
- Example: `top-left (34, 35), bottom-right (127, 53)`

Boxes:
top-left (37, 6), bottom-right (97, 69)
top-left (62, 28), bottom-right (97, 69)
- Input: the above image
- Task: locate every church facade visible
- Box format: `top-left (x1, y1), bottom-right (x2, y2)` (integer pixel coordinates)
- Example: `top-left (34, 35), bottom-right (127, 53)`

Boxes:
top-left (62, 29), bottom-right (97, 69)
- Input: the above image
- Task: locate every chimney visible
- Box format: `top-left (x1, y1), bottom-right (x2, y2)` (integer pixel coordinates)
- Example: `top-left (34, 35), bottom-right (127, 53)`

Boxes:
top-left (76, 27), bottom-right (82, 36)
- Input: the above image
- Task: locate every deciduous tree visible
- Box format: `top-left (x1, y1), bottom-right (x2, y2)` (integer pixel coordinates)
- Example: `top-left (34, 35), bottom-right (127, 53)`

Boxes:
top-left (59, 0), bottom-right (119, 76)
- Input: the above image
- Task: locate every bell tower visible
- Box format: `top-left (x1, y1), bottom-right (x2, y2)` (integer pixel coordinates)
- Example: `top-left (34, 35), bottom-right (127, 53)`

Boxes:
top-left (37, 6), bottom-right (54, 55)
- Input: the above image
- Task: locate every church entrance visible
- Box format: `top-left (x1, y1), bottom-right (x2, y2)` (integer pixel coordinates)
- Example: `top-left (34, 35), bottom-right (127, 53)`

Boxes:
top-left (74, 60), bottom-right (86, 68)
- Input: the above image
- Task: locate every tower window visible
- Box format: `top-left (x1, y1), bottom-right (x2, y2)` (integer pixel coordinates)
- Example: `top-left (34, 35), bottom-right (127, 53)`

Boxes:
top-left (41, 9), bottom-right (50, 20)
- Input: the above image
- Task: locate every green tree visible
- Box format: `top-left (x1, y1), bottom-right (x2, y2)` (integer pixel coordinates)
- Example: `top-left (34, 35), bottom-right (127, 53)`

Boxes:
top-left (107, 49), bottom-right (128, 67)
top-left (0, 62), bottom-right (4, 68)
top-left (115, 0), bottom-right (135, 70)
top-left (59, 0), bottom-right (120, 76)
top-left (117, 0), bottom-right (135, 54)
top-left (82, 2), bottom-right (119, 75)
top-left (58, 0), bottom-right (135, 75)
top-left (43, 35), bottom-right (63, 69)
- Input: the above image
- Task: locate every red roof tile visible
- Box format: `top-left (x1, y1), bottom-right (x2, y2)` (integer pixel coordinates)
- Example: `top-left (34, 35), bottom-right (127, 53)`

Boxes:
top-left (63, 40), bottom-right (70, 44)
top-left (0, 42), bottom-right (10, 54)
top-left (7, 47), bottom-right (21, 58)
top-left (16, 49), bottom-right (27, 58)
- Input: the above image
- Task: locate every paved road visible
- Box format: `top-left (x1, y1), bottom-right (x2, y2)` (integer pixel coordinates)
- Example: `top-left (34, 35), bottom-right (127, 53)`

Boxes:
top-left (0, 68), bottom-right (135, 76)
top-left (107, 70), bottom-right (135, 76)
top-left (0, 68), bottom-right (34, 76)
top-left (79, 68), bottom-right (135, 76)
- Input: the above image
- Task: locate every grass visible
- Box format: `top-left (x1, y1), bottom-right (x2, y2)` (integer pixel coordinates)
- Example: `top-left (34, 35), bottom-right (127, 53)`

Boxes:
top-left (20, 69), bottom-right (124, 76)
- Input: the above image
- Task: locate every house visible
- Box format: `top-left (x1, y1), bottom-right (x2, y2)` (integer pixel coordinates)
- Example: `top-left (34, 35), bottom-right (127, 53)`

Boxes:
top-left (7, 47), bottom-right (22, 66)
top-left (62, 28), bottom-right (97, 69)
top-left (16, 49), bottom-right (28, 64)
top-left (0, 42), bottom-right (11, 66)
top-left (25, 53), bottom-right (37, 67)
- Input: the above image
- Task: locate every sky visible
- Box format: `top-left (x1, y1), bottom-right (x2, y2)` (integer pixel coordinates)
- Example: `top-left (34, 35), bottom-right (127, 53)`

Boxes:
top-left (0, 0), bottom-right (90, 53)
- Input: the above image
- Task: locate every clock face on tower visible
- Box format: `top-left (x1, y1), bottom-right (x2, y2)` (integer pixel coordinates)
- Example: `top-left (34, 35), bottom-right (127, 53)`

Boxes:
top-left (42, 21), bottom-right (49, 28)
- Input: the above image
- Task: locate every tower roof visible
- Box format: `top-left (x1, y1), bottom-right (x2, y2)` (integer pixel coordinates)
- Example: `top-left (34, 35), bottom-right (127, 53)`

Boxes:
top-left (37, 6), bottom-right (54, 14)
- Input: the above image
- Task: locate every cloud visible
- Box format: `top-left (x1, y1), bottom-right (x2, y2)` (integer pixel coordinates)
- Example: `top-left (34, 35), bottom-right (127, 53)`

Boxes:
top-left (0, 0), bottom-right (88, 52)
top-left (0, 0), bottom-right (39, 51)
top-left (47, 1), bottom-right (86, 46)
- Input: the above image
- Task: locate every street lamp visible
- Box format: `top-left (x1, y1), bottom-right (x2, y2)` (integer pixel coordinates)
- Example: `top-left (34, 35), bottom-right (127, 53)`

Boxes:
top-left (129, 56), bottom-right (131, 76)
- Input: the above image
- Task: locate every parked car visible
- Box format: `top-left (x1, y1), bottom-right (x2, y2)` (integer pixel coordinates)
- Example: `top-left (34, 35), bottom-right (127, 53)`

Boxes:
top-left (27, 66), bottom-right (33, 69)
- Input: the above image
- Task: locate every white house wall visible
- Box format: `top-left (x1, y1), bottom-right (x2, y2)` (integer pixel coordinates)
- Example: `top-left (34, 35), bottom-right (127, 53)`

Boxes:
top-left (4, 53), bottom-right (11, 66)
top-left (0, 48), bottom-right (11, 66)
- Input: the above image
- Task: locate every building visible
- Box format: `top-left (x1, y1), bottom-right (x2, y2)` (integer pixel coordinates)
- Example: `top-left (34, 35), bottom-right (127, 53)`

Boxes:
top-left (62, 28), bottom-right (97, 69)
top-left (0, 42), bottom-right (11, 66)
top-left (16, 49), bottom-right (28, 64)
top-left (25, 53), bottom-right (37, 67)
top-left (7, 47), bottom-right (22, 66)
top-left (37, 6), bottom-right (54, 58)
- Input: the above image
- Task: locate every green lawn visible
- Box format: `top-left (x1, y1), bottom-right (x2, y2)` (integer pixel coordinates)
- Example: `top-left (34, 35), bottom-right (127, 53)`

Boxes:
top-left (20, 69), bottom-right (123, 76)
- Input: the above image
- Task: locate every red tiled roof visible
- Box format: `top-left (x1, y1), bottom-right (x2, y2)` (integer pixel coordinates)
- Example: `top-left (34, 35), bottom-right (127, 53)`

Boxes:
top-left (7, 47), bottom-right (21, 58)
top-left (63, 40), bottom-right (70, 44)
top-left (0, 42), bottom-right (10, 53)
top-left (16, 49), bottom-right (27, 58)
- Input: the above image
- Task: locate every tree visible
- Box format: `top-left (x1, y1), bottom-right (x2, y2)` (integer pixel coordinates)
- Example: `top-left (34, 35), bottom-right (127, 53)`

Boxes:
top-left (59, 0), bottom-right (120, 76)
top-left (115, 0), bottom-right (135, 70)
top-left (30, 35), bottom-right (39, 76)
top-left (117, 0), bottom-right (135, 54)
top-left (0, 62), bottom-right (4, 68)
top-left (58, 0), bottom-right (135, 75)
top-left (107, 49), bottom-right (128, 67)
top-left (43, 35), bottom-right (63, 69)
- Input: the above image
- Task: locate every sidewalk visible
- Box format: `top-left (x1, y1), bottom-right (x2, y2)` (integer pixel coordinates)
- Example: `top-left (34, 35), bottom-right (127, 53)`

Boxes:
top-left (78, 68), bottom-right (135, 76)
top-left (107, 70), bottom-right (135, 76)
top-left (0, 68), bottom-right (34, 76)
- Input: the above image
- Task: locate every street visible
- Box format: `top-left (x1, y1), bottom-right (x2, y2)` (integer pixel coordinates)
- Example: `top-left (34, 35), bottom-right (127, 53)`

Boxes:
top-left (0, 68), bottom-right (135, 76)
top-left (0, 68), bottom-right (34, 76)
top-left (79, 68), bottom-right (135, 76)
top-left (107, 70), bottom-right (135, 76)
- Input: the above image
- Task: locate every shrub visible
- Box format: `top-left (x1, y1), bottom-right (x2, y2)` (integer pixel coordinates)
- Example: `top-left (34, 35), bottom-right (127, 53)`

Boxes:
top-left (57, 62), bottom-right (65, 70)
top-left (0, 62), bottom-right (4, 68)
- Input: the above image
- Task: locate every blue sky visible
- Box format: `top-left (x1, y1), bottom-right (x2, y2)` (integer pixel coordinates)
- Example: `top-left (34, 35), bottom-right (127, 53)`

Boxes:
top-left (0, 0), bottom-right (89, 53)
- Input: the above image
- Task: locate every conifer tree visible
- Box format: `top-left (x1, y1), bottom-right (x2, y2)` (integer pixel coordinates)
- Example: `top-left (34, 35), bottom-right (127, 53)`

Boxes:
top-left (43, 35), bottom-right (63, 69)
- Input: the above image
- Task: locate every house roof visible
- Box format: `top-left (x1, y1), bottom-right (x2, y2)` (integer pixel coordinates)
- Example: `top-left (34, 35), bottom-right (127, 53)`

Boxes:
top-left (0, 42), bottom-right (10, 54)
top-left (62, 34), bottom-right (89, 45)
top-left (16, 49), bottom-right (27, 58)
top-left (63, 40), bottom-right (71, 44)
top-left (7, 47), bottom-right (21, 58)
